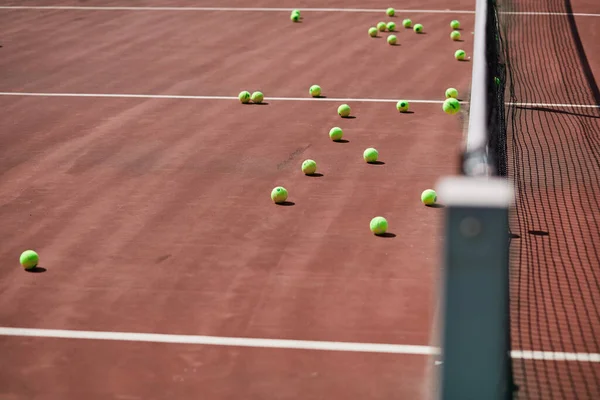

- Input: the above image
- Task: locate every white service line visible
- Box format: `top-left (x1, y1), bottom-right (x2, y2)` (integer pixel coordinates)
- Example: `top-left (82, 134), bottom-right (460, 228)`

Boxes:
top-left (0, 91), bottom-right (451, 104)
top-left (0, 6), bottom-right (598, 17)
top-left (0, 327), bottom-right (599, 362)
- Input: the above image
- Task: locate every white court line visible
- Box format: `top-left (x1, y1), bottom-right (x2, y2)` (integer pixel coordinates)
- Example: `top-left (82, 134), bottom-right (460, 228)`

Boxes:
top-left (0, 91), bottom-right (450, 104)
top-left (2, 92), bottom-right (600, 109)
top-left (0, 6), bottom-right (599, 17)
top-left (0, 327), bottom-right (598, 362)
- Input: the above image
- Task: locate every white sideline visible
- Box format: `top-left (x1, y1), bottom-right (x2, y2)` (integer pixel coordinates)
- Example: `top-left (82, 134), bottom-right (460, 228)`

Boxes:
top-left (0, 327), bottom-right (598, 362)
top-left (0, 6), bottom-right (599, 17)
top-left (1, 92), bottom-right (599, 109)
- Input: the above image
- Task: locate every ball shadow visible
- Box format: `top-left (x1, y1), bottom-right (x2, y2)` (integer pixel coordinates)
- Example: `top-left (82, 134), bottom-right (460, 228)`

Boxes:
top-left (454, 39), bottom-right (465, 42)
top-left (253, 102), bottom-right (270, 105)
top-left (333, 139), bottom-right (349, 143)
top-left (341, 116), bottom-right (356, 119)
top-left (367, 161), bottom-right (385, 165)
top-left (458, 59), bottom-right (471, 62)
top-left (313, 95), bottom-right (327, 98)
top-left (306, 173), bottom-right (324, 177)
top-left (399, 111), bottom-right (415, 114)
top-left (26, 266), bottom-right (47, 273)
top-left (376, 232), bottom-right (397, 238)
top-left (388, 43), bottom-right (401, 46)
top-left (276, 201), bottom-right (295, 206)
top-left (426, 203), bottom-right (446, 208)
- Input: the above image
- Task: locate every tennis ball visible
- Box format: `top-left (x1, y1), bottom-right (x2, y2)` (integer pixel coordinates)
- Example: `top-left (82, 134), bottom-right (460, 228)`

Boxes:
top-left (455, 49), bottom-right (466, 60)
top-left (301, 159), bottom-right (317, 175)
top-left (445, 88), bottom-right (459, 98)
top-left (377, 22), bottom-right (387, 31)
top-left (443, 98), bottom-right (461, 115)
top-left (251, 91), bottom-right (264, 103)
top-left (396, 100), bottom-right (409, 112)
top-left (414, 23), bottom-right (424, 33)
top-left (403, 19), bottom-right (412, 28)
top-left (451, 30), bottom-right (461, 41)
top-left (271, 186), bottom-right (288, 204)
top-left (338, 104), bottom-right (351, 118)
top-left (495, 76), bottom-right (501, 85)
top-left (386, 7), bottom-right (395, 17)
top-left (387, 35), bottom-right (397, 45)
top-left (238, 90), bottom-right (251, 104)
top-left (369, 27), bottom-right (378, 37)
top-left (309, 85), bottom-right (322, 97)
top-left (450, 20), bottom-right (460, 29)
top-left (370, 216), bottom-right (388, 235)
top-left (292, 9), bottom-right (300, 16)
top-left (329, 127), bottom-right (344, 141)
top-left (363, 148), bottom-right (379, 163)
top-left (387, 21), bottom-right (396, 31)
top-left (20, 250), bottom-right (39, 270)
top-left (291, 10), bottom-right (300, 22)
top-left (421, 189), bottom-right (437, 205)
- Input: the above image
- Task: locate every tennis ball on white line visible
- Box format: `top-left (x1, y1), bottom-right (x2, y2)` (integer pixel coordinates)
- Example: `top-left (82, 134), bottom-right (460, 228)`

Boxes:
top-left (309, 85), bottom-right (322, 97)
top-left (337, 104), bottom-right (351, 117)
top-left (20, 250), bottom-right (39, 270)
top-left (271, 186), bottom-right (288, 204)
top-left (451, 30), bottom-right (461, 41)
top-left (450, 20), bottom-right (460, 29)
top-left (370, 216), bottom-right (388, 235)
top-left (396, 100), bottom-right (409, 112)
top-left (414, 24), bottom-right (424, 33)
top-left (301, 159), bottom-right (317, 175)
top-left (238, 90), bottom-right (251, 104)
top-left (251, 91), bottom-right (264, 103)
top-left (292, 9), bottom-right (301, 16)
top-left (369, 27), bottom-right (378, 37)
top-left (403, 19), bottom-right (412, 28)
top-left (443, 98), bottom-right (461, 115)
top-left (387, 21), bottom-right (396, 31)
top-left (377, 22), bottom-right (387, 31)
top-left (387, 35), bottom-right (397, 45)
top-left (363, 148), bottom-right (379, 163)
top-left (329, 127), bottom-right (344, 141)
top-left (421, 189), bottom-right (437, 205)
top-left (445, 88), bottom-right (458, 98)
top-left (386, 7), bottom-right (395, 17)
top-left (455, 49), bottom-right (466, 60)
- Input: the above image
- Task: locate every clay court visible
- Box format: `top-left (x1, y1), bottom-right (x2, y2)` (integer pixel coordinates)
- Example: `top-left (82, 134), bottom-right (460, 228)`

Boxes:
top-left (0, 1), bottom-right (598, 399)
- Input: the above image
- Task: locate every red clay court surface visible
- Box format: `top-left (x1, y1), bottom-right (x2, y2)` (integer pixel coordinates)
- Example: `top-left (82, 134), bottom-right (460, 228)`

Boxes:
top-left (0, 1), bottom-right (597, 399)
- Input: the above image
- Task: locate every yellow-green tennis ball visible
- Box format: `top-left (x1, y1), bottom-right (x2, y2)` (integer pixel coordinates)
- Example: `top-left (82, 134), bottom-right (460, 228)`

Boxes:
top-left (337, 104), bottom-right (351, 118)
top-left (368, 27), bottom-right (378, 37)
top-left (292, 9), bottom-right (300, 16)
top-left (455, 49), bottom-right (466, 60)
top-left (445, 88), bottom-right (459, 98)
top-left (421, 189), bottom-right (437, 205)
top-left (301, 159), bottom-right (317, 175)
top-left (20, 250), bottom-right (39, 270)
top-left (451, 30), bottom-right (461, 41)
top-left (329, 126), bottom-right (344, 141)
top-left (377, 22), bottom-right (387, 31)
top-left (387, 35), bottom-right (397, 45)
top-left (495, 76), bottom-right (501, 85)
top-left (251, 91), bottom-right (264, 103)
top-left (309, 85), bottom-right (321, 97)
top-left (363, 148), bottom-right (379, 163)
top-left (291, 13), bottom-right (300, 22)
top-left (403, 19), bottom-right (412, 28)
top-left (414, 24), bottom-right (424, 33)
top-left (450, 20), bottom-right (460, 29)
top-left (238, 90), bottom-right (251, 104)
top-left (370, 216), bottom-right (388, 235)
top-left (443, 98), bottom-right (461, 115)
top-left (386, 7), bottom-right (395, 17)
top-left (396, 100), bottom-right (409, 112)
top-left (271, 186), bottom-right (288, 204)
top-left (387, 21), bottom-right (396, 31)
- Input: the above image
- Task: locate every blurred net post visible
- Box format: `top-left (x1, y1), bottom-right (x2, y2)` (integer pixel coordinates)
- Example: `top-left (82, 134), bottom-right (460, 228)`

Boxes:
top-left (435, 0), bottom-right (514, 398)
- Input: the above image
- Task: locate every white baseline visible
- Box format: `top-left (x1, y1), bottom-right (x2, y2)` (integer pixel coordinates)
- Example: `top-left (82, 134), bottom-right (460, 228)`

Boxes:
top-left (0, 6), bottom-right (599, 17)
top-left (0, 327), bottom-right (598, 362)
